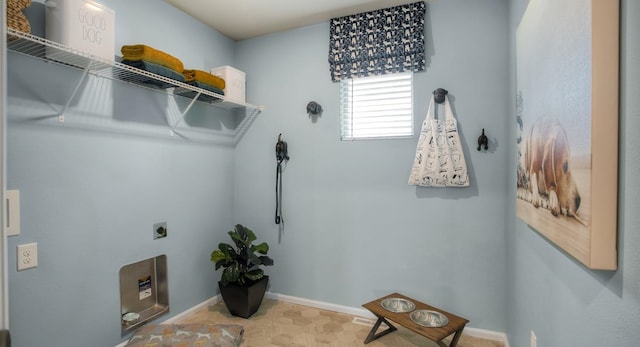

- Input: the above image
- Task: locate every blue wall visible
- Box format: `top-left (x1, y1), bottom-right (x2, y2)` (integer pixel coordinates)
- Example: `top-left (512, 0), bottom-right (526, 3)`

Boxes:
top-left (234, 0), bottom-right (510, 333)
top-left (7, 1), bottom-right (239, 346)
top-left (506, 0), bottom-right (640, 346)
top-left (7, 0), bottom-right (638, 346)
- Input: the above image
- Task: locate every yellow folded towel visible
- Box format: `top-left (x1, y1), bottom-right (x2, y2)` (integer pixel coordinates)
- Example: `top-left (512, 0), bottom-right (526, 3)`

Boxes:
top-left (183, 69), bottom-right (226, 90)
top-left (121, 45), bottom-right (184, 73)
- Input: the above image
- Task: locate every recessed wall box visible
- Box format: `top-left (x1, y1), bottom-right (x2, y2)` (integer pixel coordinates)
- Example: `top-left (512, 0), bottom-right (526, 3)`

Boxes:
top-left (153, 222), bottom-right (167, 239)
top-left (119, 255), bottom-right (168, 335)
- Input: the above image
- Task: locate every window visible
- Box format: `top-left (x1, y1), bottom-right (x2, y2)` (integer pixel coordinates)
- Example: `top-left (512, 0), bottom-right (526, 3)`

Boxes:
top-left (340, 72), bottom-right (414, 140)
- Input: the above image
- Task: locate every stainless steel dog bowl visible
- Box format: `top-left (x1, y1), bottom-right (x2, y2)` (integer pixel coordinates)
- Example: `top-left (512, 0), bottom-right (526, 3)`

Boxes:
top-left (122, 312), bottom-right (140, 326)
top-left (380, 297), bottom-right (416, 313)
top-left (410, 310), bottom-right (449, 327)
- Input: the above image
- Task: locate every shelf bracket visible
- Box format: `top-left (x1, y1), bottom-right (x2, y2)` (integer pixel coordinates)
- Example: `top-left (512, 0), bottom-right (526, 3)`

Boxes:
top-left (169, 92), bottom-right (201, 135)
top-left (234, 106), bottom-right (264, 144)
top-left (58, 61), bottom-right (93, 122)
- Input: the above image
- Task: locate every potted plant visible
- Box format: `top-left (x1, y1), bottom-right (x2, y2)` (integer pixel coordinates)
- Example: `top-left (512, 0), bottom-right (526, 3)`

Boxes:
top-left (210, 224), bottom-right (274, 318)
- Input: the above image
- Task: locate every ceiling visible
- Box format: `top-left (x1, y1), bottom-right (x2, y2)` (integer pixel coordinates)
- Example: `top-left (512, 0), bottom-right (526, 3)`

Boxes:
top-left (164, 0), bottom-right (422, 41)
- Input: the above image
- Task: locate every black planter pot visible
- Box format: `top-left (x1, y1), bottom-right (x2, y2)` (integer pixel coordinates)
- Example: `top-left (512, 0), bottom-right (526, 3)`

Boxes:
top-left (219, 276), bottom-right (269, 318)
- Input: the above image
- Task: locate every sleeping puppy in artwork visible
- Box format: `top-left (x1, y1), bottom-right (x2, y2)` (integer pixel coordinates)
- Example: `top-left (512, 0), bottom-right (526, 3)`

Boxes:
top-left (523, 119), bottom-right (581, 218)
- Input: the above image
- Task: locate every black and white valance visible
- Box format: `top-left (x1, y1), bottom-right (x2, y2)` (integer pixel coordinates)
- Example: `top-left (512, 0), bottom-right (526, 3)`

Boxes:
top-left (328, 1), bottom-right (426, 82)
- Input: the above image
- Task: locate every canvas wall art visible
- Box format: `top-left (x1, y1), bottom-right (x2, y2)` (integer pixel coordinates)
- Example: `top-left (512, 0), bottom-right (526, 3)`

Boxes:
top-left (515, 0), bottom-right (619, 270)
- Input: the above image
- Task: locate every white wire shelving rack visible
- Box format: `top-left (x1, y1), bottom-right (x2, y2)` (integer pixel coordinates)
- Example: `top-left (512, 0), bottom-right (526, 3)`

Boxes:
top-left (6, 28), bottom-right (263, 142)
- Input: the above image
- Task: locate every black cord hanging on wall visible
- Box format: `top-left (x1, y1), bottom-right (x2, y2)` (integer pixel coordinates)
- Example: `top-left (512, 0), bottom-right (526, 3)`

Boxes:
top-left (275, 134), bottom-right (289, 224)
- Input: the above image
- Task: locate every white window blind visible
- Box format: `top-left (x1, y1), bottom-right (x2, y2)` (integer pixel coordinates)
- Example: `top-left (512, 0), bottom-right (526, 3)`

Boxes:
top-left (340, 72), bottom-right (414, 140)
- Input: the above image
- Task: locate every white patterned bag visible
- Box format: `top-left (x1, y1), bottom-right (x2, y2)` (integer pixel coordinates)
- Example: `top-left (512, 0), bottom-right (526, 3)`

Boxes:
top-left (408, 95), bottom-right (469, 187)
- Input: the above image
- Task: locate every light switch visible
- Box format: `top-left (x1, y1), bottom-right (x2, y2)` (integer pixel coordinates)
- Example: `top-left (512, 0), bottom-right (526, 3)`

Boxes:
top-left (6, 190), bottom-right (20, 236)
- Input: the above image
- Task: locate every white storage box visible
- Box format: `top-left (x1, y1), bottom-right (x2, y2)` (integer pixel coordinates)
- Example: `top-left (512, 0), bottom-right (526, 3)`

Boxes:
top-left (45, 0), bottom-right (115, 64)
top-left (211, 66), bottom-right (246, 103)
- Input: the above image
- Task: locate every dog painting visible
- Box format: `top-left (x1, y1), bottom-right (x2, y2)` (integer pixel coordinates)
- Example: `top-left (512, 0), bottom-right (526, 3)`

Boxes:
top-left (519, 119), bottom-right (583, 222)
top-left (516, 0), bottom-right (619, 270)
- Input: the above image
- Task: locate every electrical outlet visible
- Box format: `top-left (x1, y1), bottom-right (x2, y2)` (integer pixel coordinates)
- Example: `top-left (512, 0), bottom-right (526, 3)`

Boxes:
top-left (17, 243), bottom-right (38, 271)
top-left (531, 330), bottom-right (537, 347)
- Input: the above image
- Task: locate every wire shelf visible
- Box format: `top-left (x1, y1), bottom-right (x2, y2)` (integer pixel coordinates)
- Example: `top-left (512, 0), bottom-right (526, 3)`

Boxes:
top-left (6, 27), bottom-right (263, 114)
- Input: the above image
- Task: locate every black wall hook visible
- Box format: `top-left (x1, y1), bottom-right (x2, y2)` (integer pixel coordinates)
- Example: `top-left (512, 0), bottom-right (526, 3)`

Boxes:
top-left (477, 128), bottom-right (489, 151)
top-left (306, 101), bottom-right (322, 115)
top-left (433, 88), bottom-right (448, 104)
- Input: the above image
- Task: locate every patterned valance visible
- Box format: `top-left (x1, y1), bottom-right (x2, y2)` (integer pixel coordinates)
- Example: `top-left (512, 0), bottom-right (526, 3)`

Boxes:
top-left (328, 1), bottom-right (426, 82)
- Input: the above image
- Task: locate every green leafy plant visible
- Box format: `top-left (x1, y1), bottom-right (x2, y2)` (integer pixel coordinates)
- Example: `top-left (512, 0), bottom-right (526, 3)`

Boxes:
top-left (211, 224), bottom-right (274, 286)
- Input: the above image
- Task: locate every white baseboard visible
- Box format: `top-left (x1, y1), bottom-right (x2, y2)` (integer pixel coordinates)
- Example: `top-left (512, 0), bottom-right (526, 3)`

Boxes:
top-left (265, 292), bottom-right (376, 319)
top-left (116, 292), bottom-right (510, 347)
top-left (462, 327), bottom-right (509, 347)
top-left (162, 295), bottom-right (221, 324)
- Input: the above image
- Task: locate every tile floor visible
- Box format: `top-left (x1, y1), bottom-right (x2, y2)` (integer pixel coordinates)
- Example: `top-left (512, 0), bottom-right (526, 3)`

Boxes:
top-left (178, 298), bottom-right (504, 347)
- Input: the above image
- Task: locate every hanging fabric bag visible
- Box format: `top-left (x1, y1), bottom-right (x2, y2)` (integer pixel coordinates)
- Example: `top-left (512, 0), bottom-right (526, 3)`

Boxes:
top-left (408, 95), bottom-right (470, 187)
